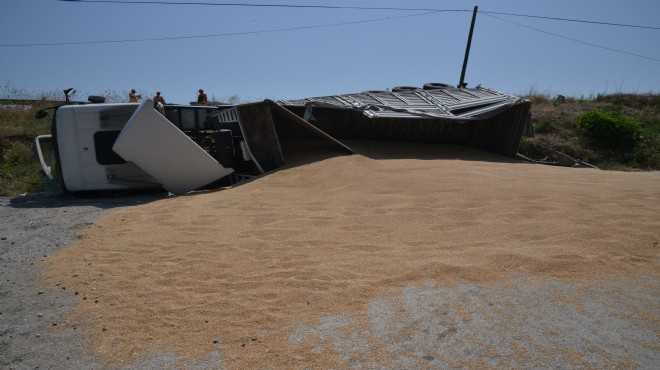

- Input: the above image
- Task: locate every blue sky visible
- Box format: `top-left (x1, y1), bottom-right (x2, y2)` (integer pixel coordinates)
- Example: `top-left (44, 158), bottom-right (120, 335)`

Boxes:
top-left (1, 0), bottom-right (659, 104)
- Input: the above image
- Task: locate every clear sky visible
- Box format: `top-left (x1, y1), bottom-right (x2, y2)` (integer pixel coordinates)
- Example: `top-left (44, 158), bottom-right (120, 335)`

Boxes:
top-left (1, 0), bottom-right (659, 104)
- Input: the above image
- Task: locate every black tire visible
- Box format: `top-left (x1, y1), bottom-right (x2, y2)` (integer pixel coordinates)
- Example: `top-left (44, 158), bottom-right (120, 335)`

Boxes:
top-left (423, 82), bottom-right (453, 90)
top-left (88, 95), bottom-right (106, 104)
top-left (361, 90), bottom-right (388, 94)
top-left (391, 86), bottom-right (419, 92)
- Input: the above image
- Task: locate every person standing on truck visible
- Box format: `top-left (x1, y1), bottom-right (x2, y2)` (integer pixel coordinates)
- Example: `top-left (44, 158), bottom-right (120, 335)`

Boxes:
top-left (154, 91), bottom-right (165, 104)
top-left (197, 89), bottom-right (208, 105)
top-left (153, 91), bottom-right (165, 114)
top-left (129, 89), bottom-right (141, 102)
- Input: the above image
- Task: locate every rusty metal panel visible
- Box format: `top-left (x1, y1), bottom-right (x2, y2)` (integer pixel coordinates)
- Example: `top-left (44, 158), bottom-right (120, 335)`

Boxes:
top-left (234, 102), bottom-right (285, 172)
top-left (267, 101), bottom-right (354, 154)
top-left (466, 100), bottom-right (531, 157)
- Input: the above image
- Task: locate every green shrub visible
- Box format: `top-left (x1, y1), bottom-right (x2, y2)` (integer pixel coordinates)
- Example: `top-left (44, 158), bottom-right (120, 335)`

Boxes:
top-left (634, 134), bottom-right (660, 168)
top-left (533, 117), bottom-right (555, 133)
top-left (517, 137), bottom-right (539, 156)
top-left (576, 109), bottom-right (642, 151)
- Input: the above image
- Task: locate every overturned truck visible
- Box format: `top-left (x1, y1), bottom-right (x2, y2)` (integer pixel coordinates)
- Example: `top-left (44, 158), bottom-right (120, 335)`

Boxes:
top-left (35, 85), bottom-right (531, 195)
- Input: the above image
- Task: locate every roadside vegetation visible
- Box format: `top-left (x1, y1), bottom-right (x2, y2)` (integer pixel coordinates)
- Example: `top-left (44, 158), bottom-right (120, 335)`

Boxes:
top-left (0, 93), bottom-right (59, 196)
top-left (0, 86), bottom-right (658, 196)
top-left (520, 93), bottom-right (660, 170)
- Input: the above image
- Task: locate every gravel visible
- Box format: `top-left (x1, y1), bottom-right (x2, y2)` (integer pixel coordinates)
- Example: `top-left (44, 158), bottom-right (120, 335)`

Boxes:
top-left (0, 193), bottom-right (164, 369)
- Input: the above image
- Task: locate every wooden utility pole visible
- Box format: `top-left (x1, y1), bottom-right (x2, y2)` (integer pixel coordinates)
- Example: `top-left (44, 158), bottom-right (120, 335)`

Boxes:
top-left (458, 6), bottom-right (478, 88)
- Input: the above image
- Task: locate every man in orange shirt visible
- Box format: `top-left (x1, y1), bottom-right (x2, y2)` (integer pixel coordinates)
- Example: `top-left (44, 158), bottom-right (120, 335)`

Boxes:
top-left (197, 89), bottom-right (208, 105)
top-left (154, 91), bottom-right (165, 104)
top-left (129, 89), bottom-right (141, 102)
top-left (153, 91), bottom-right (165, 113)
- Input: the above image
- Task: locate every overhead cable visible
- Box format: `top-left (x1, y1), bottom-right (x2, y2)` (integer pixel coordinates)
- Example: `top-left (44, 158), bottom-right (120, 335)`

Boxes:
top-left (60, 0), bottom-right (470, 13)
top-left (59, 0), bottom-right (660, 30)
top-left (480, 10), bottom-right (660, 30)
top-left (483, 13), bottom-right (660, 63)
top-left (0, 11), bottom-right (441, 47)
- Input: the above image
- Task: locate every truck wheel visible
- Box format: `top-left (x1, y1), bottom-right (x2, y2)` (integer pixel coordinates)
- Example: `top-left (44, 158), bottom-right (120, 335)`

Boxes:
top-left (392, 86), bottom-right (419, 92)
top-left (423, 82), bottom-right (453, 90)
top-left (88, 95), bottom-right (106, 104)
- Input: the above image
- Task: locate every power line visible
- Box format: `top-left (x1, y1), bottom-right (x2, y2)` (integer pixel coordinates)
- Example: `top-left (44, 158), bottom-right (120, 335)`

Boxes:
top-left (60, 0), bottom-right (470, 13)
top-left (482, 13), bottom-right (660, 63)
top-left (0, 11), bottom-right (442, 47)
top-left (480, 10), bottom-right (660, 31)
top-left (59, 0), bottom-right (660, 31)
top-left (7, 1), bottom-right (660, 63)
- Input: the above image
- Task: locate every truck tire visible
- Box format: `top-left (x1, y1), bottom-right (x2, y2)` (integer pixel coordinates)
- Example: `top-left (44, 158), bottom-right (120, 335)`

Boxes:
top-left (423, 82), bottom-right (453, 90)
top-left (392, 86), bottom-right (419, 92)
top-left (88, 95), bottom-right (106, 104)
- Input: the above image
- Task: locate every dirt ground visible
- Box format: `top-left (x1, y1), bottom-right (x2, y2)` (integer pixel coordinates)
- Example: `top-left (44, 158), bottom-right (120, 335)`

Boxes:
top-left (0, 192), bottom-right (165, 369)
top-left (1, 142), bottom-right (658, 369)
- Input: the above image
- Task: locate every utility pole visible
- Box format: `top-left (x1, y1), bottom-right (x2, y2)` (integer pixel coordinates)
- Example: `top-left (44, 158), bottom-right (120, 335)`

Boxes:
top-left (458, 5), bottom-right (478, 88)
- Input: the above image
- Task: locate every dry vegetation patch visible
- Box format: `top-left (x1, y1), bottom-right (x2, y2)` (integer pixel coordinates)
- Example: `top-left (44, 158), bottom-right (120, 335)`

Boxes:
top-left (521, 93), bottom-right (660, 169)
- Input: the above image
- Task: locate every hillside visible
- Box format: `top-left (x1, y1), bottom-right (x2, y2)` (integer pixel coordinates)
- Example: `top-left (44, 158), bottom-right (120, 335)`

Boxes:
top-left (520, 93), bottom-right (659, 170)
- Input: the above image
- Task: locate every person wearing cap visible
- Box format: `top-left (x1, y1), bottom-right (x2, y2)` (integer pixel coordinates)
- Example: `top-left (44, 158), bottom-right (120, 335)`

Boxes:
top-left (129, 89), bottom-right (141, 102)
top-left (197, 89), bottom-right (208, 105)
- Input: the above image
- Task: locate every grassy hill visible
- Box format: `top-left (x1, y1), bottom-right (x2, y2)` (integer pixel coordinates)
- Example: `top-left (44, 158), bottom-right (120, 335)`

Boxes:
top-left (1, 92), bottom-right (658, 196)
top-left (520, 93), bottom-right (659, 170)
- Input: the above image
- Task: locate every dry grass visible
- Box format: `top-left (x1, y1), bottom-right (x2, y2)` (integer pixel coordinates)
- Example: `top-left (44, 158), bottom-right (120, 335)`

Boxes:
top-left (520, 93), bottom-right (660, 170)
top-left (0, 85), bottom-right (61, 195)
